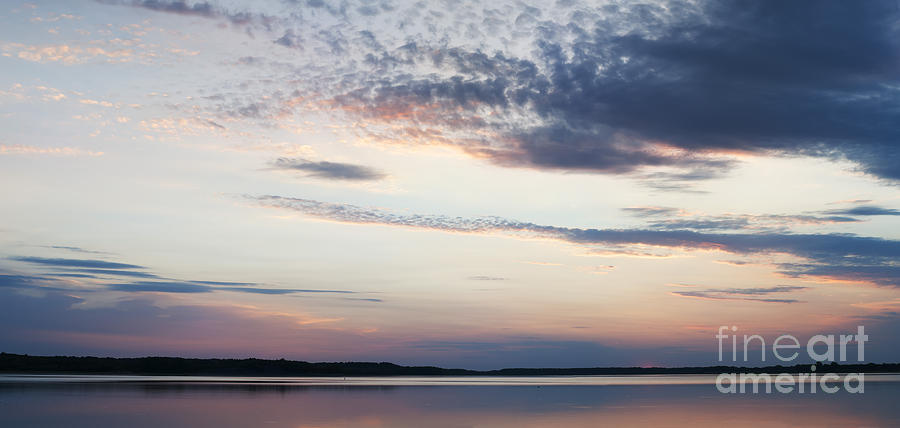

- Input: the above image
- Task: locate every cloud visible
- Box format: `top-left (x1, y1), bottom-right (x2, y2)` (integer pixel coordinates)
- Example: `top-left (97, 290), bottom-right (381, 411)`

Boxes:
top-left (73, 269), bottom-right (160, 279)
top-left (94, 0), bottom-right (900, 184)
top-left (2, 267), bottom-right (361, 298)
top-left (620, 207), bottom-right (681, 217)
top-left (343, 297), bottom-right (383, 303)
top-left (217, 286), bottom-right (355, 295)
top-left (620, 206), bottom-right (860, 232)
top-left (824, 205), bottom-right (900, 216)
top-left (273, 30), bottom-right (302, 48)
top-left (10, 256), bottom-right (144, 270)
top-left (778, 263), bottom-right (900, 288)
top-left (0, 273), bottom-right (82, 293)
top-left (107, 280), bottom-right (211, 293)
top-left (671, 285), bottom-right (807, 303)
top-left (189, 280), bottom-right (258, 286)
top-left (108, 1), bottom-right (274, 27)
top-left (40, 245), bottom-right (108, 254)
top-left (7, 253), bottom-right (368, 297)
top-left (0, 36), bottom-right (178, 65)
top-left (270, 157), bottom-right (386, 181)
top-left (0, 144), bottom-right (103, 156)
top-left (45, 273), bottom-right (99, 278)
top-left (716, 260), bottom-right (751, 266)
top-left (306, 0), bottom-right (900, 184)
top-left (249, 195), bottom-right (900, 287)
top-left (0, 274), bottom-right (42, 289)
top-left (828, 199), bottom-right (873, 205)
top-left (671, 292), bottom-right (800, 304)
top-left (124, 0), bottom-right (217, 18)
top-left (468, 276), bottom-right (507, 281)
top-left (106, 280), bottom-right (355, 295)
top-left (707, 285), bottom-right (806, 295)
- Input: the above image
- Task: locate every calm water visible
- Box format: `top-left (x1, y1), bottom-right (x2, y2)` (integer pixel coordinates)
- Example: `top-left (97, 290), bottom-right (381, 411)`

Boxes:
top-left (1, 374), bottom-right (899, 427)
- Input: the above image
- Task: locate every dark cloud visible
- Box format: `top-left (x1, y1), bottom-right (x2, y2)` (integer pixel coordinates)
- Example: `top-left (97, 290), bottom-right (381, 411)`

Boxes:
top-left (274, 30), bottom-right (303, 48)
top-left (824, 205), bottom-right (900, 216)
top-left (41, 245), bottom-right (107, 254)
top-left (0, 273), bottom-right (83, 293)
top-left (234, 56), bottom-right (263, 65)
top-left (125, 0), bottom-right (216, 17)
top-left (621, 207), bottom-right (680, 217)
top-left (105, 0), bottom-right (900, 183)
top-left (251, 195), bottom-right (900, 287)
top-left (325, 0), bottom-right (900, 184)
top-left (343, 297), bottom-right (383, 303)
top-left (45, 273), bottom-right (99, 279)
top-left (778, 263), bottom-right (900, 288)
top-left (717, 260), bottom-right (750, 266)
top-left (73, 268), bottom-right (160, 278)
top-left (670, 291), bottom-right (801, 304)
top-left (270, 157), bottom-right (386, 181)
top-left (707, 285), bottom-right (806, 295)
top-left (107, 281), bottom-right (211, 294)
top-left (0, 274), bottom-right (41, 288)
top-left (205, 119), bottom-right (225, 130)
top-left (9, 256), bottom-right (144, 270)
top-left (189, 280), bottom-right (258, 286)
top-left (108, 0), bottom-right (277, 27)
top-left (621, 206), bottom-right (859, 232)
top-left (644, 215), bottom-right (858, 231)
top-left (649, 218), bottom-right (752, 231)
top-left (671, 285), bottom-right (807, 303)
top-left (6, 253), bottom-right (365, 296)
top-left (106, 280), bottom-right (355, 295)
top-left (216, 286), bottom-right (355, 295)
top-left (356, 5), bottom-right (379, 16)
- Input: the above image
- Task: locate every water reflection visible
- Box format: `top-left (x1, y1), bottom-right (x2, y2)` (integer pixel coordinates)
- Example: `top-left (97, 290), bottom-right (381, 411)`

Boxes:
top-left (1, 376), bottom-right (898, 427)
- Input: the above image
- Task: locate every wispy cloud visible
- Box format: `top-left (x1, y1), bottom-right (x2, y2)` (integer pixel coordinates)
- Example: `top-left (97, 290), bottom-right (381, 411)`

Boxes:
top-left (73, 269), bottom-right (160, 279)
top-left (124, 0), bottom-right (217, 18)
top-left (10, 256), bottom-right (144, 270)
top-left (0, 144), bottom-right (103, 156)
top-left (621, 206), bottom-right (860, 232)
top-left (105, 0), bottom-right (278, 27)
top-left (823, 205), bottom-right (900, 216)
top-left (249, 195), bottom-right (900, 287)
top-left (0, 274), bottom-right (43, 289)
top-left (6, 254), bottom-right (363, 297)
top-left (40, 245), bottom-right (108, 254)
top-left (270, 157), bottom-right (386, 181)
top-left (620, 207), bottom-right (682, 218)
top-left (104, 280), bottom-right (356, 295)
top-left (671, 286), bottom-right (808, 304)
top-left (106, 280), bottom-right (211, 293)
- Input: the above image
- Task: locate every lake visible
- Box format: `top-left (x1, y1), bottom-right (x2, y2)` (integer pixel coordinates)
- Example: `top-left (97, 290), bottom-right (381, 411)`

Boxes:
top-left (1, 374), bottom-right (899, 427)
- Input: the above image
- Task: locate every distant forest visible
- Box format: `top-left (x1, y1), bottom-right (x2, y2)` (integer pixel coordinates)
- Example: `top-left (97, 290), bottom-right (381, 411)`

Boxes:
top-left (2, 353), bottom-right (899, 376)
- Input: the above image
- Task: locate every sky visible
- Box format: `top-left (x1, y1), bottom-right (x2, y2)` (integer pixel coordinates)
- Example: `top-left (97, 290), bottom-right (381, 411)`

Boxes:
top-left (1, 0), bottom-right (899, 370)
